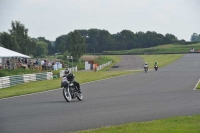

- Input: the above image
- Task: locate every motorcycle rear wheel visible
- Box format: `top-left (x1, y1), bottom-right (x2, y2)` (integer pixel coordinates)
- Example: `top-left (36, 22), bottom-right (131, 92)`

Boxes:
top-left (63, 88), bottom-right (72, 102)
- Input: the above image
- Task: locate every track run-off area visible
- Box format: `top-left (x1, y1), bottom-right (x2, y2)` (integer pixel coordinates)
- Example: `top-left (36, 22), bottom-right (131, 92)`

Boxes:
top-left (0, 54), bottom-right (200, 133)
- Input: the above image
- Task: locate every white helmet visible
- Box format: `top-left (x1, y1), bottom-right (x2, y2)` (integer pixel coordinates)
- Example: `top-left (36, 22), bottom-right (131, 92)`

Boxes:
top-left (64, 69), bottom-right (70, 75)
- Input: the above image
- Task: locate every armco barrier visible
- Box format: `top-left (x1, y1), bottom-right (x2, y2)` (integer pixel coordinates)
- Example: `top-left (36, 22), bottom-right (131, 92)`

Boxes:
top-left (0, 72), bottom-right (53, 89)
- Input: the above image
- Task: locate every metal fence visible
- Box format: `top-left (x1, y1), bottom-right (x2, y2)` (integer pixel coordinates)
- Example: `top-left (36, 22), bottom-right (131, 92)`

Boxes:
top-left (0, 72), bottom-right (53, 89)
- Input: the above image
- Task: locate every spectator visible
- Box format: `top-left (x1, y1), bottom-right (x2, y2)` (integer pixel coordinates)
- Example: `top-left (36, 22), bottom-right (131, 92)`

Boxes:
top-left (27, 59), bottom-right (31, 69)
top-left (6, 58), bottom-right (10, 70)
top-left (41, 59), bottom-right (44, 70)
top-left (35, 59), bottom-right (39, 65)
top-left (24, 58), bottom-right (28, 64)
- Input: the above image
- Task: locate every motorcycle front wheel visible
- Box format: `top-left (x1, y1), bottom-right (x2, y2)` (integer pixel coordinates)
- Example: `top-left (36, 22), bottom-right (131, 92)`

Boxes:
top-left (77, 93), bottom-right (83, 101)
top-left (63, 88), bottom-right (72, 102)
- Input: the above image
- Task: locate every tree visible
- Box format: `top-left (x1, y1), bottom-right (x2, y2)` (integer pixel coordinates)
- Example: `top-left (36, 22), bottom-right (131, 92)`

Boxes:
top-left (120, 30), bottom-right (137, 49)
top-left (63, 50), bottom-right (70, 60)
top-left (164, 33), bottom-right (178, 44)
top-left (33, 41), bottom-right (48, 57)
top-left (55, 35), bottom-right (69, 53)
top-left (68, 30), bottom-right (86, 61)
top-left (190, 33), bottom-right (199, 42)
top-left (9, 21), bottom-right (30, 54)
top-left (0, 32), bottom-right (19, 51)
top-left (87, 29), bottom-right (100, 53)
top-left (37, 37), bottom-right (55, 55)
top-left (198, 34), bottom-right (200, 42)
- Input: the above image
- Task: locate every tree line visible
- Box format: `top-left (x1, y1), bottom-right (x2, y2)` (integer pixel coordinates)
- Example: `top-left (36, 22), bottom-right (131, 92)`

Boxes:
top-left (0, 21), bottom-right (56, 58)
top-left (56, 29), bottom-right (197, 54)
top-left (0, 21), bottom-right (199, 61)
top-left (191, 33), bottom-right (200, 42)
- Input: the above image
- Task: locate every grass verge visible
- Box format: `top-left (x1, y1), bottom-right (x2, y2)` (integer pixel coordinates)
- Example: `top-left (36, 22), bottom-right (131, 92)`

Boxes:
top-left (139, 54), bottom-right (183, 69)
top-left (196, 80), bottom-right (200, 90)
top-left (103, 43), bottom-right (200, 55)
top-left (73, 115), bottom-right (200, 133)
top-left (0, 70), bottom-right (133, 99)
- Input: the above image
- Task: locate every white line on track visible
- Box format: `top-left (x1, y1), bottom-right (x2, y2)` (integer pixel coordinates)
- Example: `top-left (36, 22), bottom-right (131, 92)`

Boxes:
top-left (0, 73), bottom-right (134, 100)
top-left (193, 78), bottom-right (200, 90)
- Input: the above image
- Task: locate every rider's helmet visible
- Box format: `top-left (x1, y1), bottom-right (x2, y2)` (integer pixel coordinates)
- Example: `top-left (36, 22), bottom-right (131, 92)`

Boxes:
top-left (155, 61), bottom-right (157, 64)
top-left (145, 62), bottom-right (148, 65)
top-left (64, 69), bottom-right (70, 75)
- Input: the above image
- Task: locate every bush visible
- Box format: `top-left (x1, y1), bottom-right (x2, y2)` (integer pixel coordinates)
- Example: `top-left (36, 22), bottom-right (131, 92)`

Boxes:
top-left (0, 70), bottom-right (7, 77)
top-left (52, 69), bottom-right (61, 77)
top-left (57, 55), bottom-right (63, 59)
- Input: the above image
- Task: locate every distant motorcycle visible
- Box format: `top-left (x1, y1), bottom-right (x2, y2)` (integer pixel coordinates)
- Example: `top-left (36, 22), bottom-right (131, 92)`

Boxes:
top-left (154, 65), bottom-right (158, 71)
top-left (144, 67), bottom-right (148, 73)
top-left (62, 76), bottom-right (83, 102)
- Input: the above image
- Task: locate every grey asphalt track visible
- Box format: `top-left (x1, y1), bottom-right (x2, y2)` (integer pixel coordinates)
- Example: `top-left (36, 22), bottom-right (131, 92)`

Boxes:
top-left (1, 54), bottom-right (200, 133)
top-left (109, 55), bottom-right (144, 70)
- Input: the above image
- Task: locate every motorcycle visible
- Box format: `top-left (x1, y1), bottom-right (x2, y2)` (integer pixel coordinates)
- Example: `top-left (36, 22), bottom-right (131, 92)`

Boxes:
top-left (154, 65), bottom-right (158, 71)
top-left (144, 67), bottom-right (148, 73)
top-left (62, 77), bottom-right (83, 102)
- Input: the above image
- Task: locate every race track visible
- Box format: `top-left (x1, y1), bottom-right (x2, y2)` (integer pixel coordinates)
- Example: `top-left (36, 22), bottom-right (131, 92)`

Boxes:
top-left (1, 54), bottom-right (200, 133)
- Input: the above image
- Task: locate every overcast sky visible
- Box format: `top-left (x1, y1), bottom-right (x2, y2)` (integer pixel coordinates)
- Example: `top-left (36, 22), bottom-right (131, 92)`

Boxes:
top-left (0, 0), bottom-right (199, 41)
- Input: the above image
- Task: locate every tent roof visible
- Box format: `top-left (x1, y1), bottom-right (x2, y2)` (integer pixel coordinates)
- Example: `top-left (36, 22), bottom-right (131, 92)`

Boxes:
top-left (0, 46), bottom-right (31, 58)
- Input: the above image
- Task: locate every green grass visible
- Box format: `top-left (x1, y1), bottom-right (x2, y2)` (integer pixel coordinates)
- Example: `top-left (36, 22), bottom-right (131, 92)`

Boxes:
top-left (196, 81), bottom-right (200, 90)
top-left (73, 115), bottom-right (200, 133)
top-left (103, 43), bottom-right (200, 55)
top-left (0, 70), bottom-right (133, 99)
top-left (98, 55), bottom-right (121, 71)
top-left (0, 69), bottom-right (46, 77)
top-left (139, 54), bottom-right (183, 69)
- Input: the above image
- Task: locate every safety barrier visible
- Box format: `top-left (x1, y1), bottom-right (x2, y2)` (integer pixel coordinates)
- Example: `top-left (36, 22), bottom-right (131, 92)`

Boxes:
top-left (97, 61), bottom-right (112, 71)
top-left (0, 72), bottom-right (53, 89)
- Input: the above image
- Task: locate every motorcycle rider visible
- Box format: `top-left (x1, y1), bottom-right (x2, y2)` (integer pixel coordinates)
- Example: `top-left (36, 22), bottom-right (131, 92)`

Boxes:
top-left (61, 69), bottom-right (81, 94)
top-left (144, 62), bottom-right (148, 70)
top-left (154, 61), bottom-right (158, 67)
top-left (154, 61), bottom-right (158, 70)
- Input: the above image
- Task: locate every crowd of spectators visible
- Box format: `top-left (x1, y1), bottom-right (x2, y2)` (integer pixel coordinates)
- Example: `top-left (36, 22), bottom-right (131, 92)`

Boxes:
top-left (0, 58), bottom-right (62, 70)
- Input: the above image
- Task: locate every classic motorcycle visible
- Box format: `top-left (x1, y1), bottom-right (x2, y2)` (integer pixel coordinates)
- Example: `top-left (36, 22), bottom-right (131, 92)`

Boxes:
top-left (154, 65), bottom-right (158, 71)
top-left (62, 77), bottom-right (83, 102)
top-left (144, 67), bottom-right (148, 73)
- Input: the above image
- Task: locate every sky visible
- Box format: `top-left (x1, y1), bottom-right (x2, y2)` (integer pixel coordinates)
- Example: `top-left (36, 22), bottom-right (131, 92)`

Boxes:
top-left (0, 0), bottom-right (200, 41)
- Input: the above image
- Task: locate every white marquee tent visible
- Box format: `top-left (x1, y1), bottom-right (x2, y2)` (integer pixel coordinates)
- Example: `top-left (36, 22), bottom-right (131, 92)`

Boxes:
top-left (0, 47), bottom-right (31, 66)
top-left (0, 46), bottom-right (30, 58)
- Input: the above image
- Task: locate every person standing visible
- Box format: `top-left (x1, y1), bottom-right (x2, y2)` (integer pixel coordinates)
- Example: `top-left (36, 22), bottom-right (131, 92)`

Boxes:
top-left (6, 58), bottom-right (10, 70)
top-left (27, 59), bottom-right (31, 69)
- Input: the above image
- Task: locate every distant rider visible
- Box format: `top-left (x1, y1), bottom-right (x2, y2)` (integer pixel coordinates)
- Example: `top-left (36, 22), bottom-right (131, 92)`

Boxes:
top-left (61, 69), bottom-right (81, 94)
top-left (144, 62), bottom-right (148, 70)
top-left (154, 62), bottom-right (158, 67)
